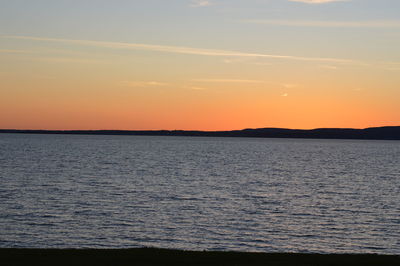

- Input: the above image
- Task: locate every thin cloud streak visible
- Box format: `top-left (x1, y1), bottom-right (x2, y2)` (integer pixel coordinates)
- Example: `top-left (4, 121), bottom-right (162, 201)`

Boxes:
top-left (185, 86), bottom-right (208, 91)
top-left (0, 48), bottom-right (106, 64)
top-left (121, 81), bottom-right (168, 88)
top-left (289, 0), bottom-right (349, 4)
top-left (1, 35), bottom-right (357, 64)
top-left (193, 79), bottom-right (266, 83)
top-left (0, 49), bottom-right (32, 54)
top-left (35, 56), bottom-right (105, 64)
top-left (319, 65), bottom-right (339, 70)
top-left (190, 0), bottom-right (213, 7)
top-left (0, 48), bottom-right (104, 64)
top-left (244, 19), bottom-right (400, 28)
top-left (282, 83), bottom-right (297, 89)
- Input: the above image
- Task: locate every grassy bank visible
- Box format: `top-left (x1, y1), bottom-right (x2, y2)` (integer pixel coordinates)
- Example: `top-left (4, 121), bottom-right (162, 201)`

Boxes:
top-left (1, 248), bottom-right (399, 266)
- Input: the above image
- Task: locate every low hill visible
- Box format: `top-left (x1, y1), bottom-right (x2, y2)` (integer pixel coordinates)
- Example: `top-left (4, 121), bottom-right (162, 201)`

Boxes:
top-left (1, 126), bottom-right (399, 140)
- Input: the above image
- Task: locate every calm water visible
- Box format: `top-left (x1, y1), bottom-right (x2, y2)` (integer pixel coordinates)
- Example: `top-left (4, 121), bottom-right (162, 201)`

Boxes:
top-left (0, 134), bottom-right (399, 254)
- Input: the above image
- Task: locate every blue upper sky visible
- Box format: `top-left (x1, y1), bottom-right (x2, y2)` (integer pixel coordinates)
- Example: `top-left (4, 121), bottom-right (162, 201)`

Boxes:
top-left (1, 0), bottom-right (399, 61)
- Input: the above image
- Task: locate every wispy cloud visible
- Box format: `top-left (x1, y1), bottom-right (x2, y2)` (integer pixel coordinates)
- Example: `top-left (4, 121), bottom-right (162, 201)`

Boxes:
top-left (319, 65), bottom-right (338, 70)
top-left (1, 35), bottom-right (357, 64)
top-left (223, 58), bottom-right (251, 64)
top-left (386, 62), bottom-right (400, 67)
top-left (0, 49), bottom-right (32, 54)
top-left (121, 81), bottom-right (168, 88)
top-left (35, 56), bottom-right (104, 64)
top-left (281, 83), bottom-right (297, 89)
top-left (185, 86), bottom-right (208, 91)
top-left (193, 79), bottom-right (266, 83)
top-left (243, 19), bottom-right (400, 28)
top-left (191, 0), bottom-right (213, 8)
top-left (0, 48), bottom-right (105, 64)
top-left (252, 62), bottom-right (273, 66)
top-left (289, 0), bottom-right (348, 4)
top-left (193, 79), bottom-right (303, 89)
top-left (223, 57), bottom-right (273, 66)
top-left (383, 65), bottom-right (400, 71)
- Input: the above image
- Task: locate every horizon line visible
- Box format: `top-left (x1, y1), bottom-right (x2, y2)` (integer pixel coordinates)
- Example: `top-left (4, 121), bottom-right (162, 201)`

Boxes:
top-left (1, 126), bottom-right (398, 132)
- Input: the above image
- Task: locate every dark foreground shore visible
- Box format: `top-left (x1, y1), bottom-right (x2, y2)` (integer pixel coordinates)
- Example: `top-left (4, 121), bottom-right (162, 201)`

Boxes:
top-left (1, 248), bottom-right (399, 266)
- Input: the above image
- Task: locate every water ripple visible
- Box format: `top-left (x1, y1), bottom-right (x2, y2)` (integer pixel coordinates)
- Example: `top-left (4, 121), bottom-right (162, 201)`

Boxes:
top-left (0, 134), bottom-right (399, 254)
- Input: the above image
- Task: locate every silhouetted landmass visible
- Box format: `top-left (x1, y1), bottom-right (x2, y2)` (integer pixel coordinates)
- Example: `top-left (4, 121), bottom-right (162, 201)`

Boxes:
top-left (1, 248), bottom-right (399, 266)
top-left (0, 126), bottom-right (399, 140)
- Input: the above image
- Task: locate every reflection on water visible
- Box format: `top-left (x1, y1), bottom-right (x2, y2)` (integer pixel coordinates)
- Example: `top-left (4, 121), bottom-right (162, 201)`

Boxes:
top-left (0, 134), bottom-right (399, 254)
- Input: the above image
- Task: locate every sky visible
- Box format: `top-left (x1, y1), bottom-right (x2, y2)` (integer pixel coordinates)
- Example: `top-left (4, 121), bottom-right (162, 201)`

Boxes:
top-left (0, 0), bottom-right (399, 130)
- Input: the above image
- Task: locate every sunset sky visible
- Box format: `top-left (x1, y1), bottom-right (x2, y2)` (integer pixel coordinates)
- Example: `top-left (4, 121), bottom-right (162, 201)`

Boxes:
top-left (1, 0), bottom-right (399, 130)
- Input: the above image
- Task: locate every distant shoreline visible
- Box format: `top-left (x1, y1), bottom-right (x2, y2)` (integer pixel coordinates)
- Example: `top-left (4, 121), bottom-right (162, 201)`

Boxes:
top-left (1, 248), bottom-right (399, 266)
top-left (0, 126), bottom-right (399, 140)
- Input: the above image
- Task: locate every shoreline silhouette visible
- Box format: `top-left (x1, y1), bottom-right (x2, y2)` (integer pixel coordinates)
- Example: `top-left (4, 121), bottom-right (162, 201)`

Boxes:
top-left (0, 126), bottom-right (399, 140)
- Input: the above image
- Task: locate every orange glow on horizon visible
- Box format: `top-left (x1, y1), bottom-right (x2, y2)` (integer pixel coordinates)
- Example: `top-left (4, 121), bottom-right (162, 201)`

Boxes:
top-left (1, 36), bottom-right (399, 131)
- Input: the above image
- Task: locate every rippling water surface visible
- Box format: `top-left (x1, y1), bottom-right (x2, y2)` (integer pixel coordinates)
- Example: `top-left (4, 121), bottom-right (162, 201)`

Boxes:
top-left (0, 134), bottom-right (399, 254)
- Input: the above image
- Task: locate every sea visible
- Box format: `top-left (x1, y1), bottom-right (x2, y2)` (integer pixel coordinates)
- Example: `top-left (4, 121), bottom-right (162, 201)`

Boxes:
top-left (0, 133), bottom-right (399, 254)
